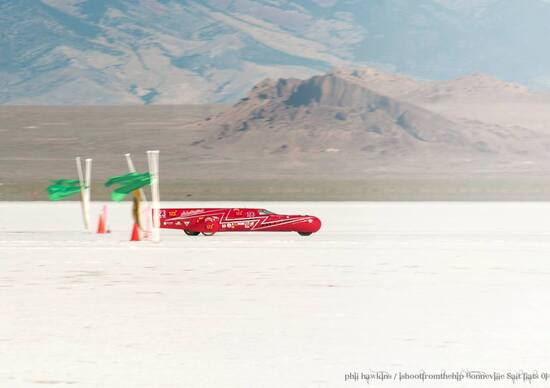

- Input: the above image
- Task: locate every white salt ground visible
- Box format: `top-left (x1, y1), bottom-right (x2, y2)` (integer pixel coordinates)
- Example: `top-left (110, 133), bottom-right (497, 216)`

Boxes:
top-left (1, 202), bottom-right (550, 388)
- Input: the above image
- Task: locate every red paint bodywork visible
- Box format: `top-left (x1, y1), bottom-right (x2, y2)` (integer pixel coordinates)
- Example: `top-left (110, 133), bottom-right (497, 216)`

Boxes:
top-left (160, 208), bottom-right (321, 235)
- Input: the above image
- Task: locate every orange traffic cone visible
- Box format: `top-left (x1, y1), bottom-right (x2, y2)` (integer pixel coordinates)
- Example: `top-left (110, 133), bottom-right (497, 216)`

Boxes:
top-left (130, 223), bottom-right (140, 241)
top-left (97, 212), bottom-right (106, 234)
top-left (97, 205), bottom-right (111, 234)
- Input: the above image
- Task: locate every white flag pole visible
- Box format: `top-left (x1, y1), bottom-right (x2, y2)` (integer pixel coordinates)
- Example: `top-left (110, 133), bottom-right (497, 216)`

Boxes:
top-left (76, 157), bottom-right (90, 231)
top-left (147, 150), bottom-right (161, 243)
top-left (84, 158), bottom-right (92, 231)
top-left (147, 151), bottom-right (154, 239)
top-left (153, 150), bottom-right (160, 243)
top-left (125, 153), bottom-right (136, 172)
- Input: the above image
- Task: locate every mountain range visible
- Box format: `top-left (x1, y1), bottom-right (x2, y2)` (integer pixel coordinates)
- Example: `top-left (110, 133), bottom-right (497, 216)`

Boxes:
top-left (3, 0), bottom-right (550, 104)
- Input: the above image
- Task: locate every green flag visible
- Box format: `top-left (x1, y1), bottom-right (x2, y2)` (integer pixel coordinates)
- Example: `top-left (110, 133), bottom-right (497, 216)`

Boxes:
top-left (105, 172), bottom-right (151, 201)
top-left (47, 179), bottom-right (82, 201)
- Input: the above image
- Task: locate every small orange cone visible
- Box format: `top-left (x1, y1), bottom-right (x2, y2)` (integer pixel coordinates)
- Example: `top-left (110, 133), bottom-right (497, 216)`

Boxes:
top-left (97, 205), bottom-right (111, 234)
top-left (130, 223), bottom-right (140, 241)
top-left (97, 212), bottom-right (106, 234)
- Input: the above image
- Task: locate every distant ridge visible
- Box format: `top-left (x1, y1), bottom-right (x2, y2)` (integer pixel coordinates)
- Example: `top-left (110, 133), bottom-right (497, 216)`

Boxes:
top-left (332, 69), bottom-right (536, 102)
top-left (194, 73), bottom-right (482, 157)
top-left (190, 69), bottom-right (550, 165)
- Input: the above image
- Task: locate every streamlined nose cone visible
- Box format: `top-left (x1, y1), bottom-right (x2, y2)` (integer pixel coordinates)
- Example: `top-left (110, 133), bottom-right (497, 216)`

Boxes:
top-left (305, 216), bottom-right (322, 233)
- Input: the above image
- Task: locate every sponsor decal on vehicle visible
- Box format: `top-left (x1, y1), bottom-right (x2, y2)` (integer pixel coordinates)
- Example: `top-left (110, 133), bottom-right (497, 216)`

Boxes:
top-left (179, 209), bottom-right (206, 217)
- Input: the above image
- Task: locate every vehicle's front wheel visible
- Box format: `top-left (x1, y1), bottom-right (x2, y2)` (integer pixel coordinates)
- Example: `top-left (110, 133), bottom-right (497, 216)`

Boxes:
top-left (202, 232), bottom-right (216, 236)
top-left (184, 230), bottom-right (200, 236)
top-left (298, 232), bottom-right (312, 236)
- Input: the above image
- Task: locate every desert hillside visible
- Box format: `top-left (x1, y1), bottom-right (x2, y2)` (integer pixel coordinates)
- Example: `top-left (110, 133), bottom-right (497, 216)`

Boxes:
top-left (192, 70), bottom-right (550, 165)
top-left (334, 68), bottom-right (550, 130)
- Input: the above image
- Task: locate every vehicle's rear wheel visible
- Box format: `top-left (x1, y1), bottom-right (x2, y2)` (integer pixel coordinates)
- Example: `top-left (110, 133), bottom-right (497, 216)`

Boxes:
top-left (184, 230), bottom-right (200, 236)
top-left (202, 232), bottom-right (216, 236)
top-left (298, 232), bottom-right (312, 236)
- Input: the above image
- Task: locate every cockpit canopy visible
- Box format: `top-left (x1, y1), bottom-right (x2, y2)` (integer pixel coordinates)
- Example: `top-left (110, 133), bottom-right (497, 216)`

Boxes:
top-left (258, 209), bottom-right (275, 215)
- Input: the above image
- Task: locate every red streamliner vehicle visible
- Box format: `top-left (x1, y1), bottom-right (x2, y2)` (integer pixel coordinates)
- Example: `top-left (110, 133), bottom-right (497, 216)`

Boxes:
top-left (160, 208), bottom-right (321, 236)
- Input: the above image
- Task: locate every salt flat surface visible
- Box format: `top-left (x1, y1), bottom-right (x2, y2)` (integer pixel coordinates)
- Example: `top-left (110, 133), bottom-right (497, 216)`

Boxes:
top-left (2, 202), bottom-right (550, 387)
